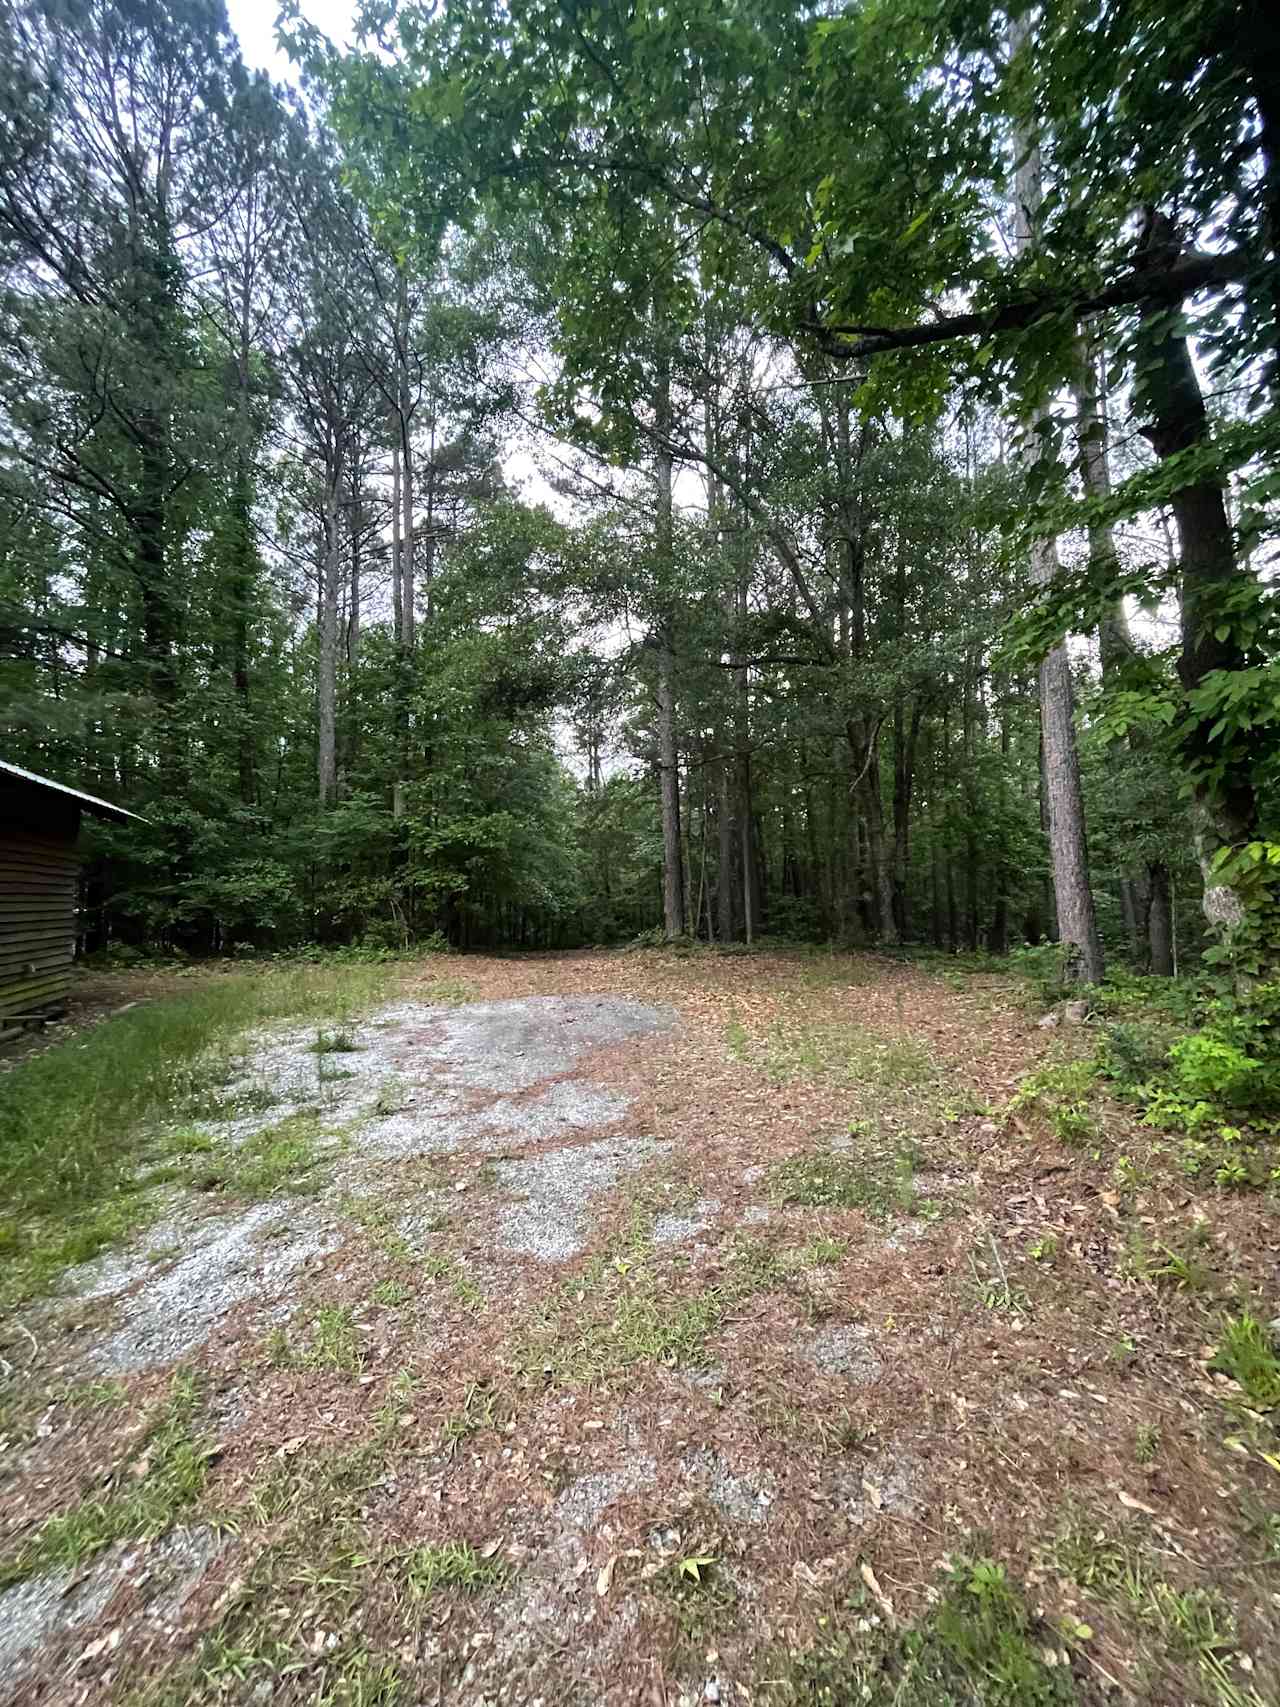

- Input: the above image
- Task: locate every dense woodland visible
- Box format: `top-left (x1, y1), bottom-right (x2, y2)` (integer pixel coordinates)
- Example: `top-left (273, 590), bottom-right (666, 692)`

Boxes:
top-left (0, 0), bottom-right (1276, 978)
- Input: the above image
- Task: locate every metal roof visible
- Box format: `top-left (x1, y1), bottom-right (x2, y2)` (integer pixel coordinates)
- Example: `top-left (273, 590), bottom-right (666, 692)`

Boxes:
top-left (0, 759), bottom-right (145, 824)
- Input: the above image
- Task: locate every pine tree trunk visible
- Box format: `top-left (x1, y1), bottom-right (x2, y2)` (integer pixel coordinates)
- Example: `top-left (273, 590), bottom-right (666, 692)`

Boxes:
top-left (317, 481), bottom-right (340, 806)
top-left (655, 334), bottom-right (685, 940)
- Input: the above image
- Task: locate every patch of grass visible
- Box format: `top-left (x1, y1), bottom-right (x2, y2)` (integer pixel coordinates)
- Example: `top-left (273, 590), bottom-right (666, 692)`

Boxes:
top-left (342, 1194), bottom-right (417, 1262)
top-left (1049, 1511), bottom-right (1254, 1706)
top-left (439, 1380), bottom-right (509, 1451)
top-left (410, 972), bottom-right (474, 1006)
top-left (400, 1540), bottom-right (508, 1597)
top-left (67, 1376), bottom-right (130, 1409)
top-left (770, 1148), bottom-right (925, 1219)
top-left (0, 1369), bottom-right (212, 1586)
top-left (0, 961), bottom-right (396, 1308)
top-left (787, 1236), bottom-right (848, 1268)
top-left (525, 1284), bottom-right (726, 1385)
top-left (734, 1016), bottom-right (937, 1093)
top-left (761, 1556), bottom-right (1076, 1706)
top-left (185, 1112), bottom-right (332, 1199)
top-left (1124, 1228), bottom-right (1214, 1293)
top-left (1210, 1313), bottom-right (1280, 1412)
top-left (421, 1249), bottom-right (485, 1311)
top-left (241, 1440), bottom-right (383, 1527)
top-left (305, 1305), bottom-right (366, 1375)
top-left (371, 1277), bottom-right (412, 1308)
top-left (519, 1231), bottom-right (788, 1386)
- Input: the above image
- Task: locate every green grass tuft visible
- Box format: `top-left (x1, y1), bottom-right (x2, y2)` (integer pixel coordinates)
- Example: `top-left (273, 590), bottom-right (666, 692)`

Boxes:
top-left (770, 1148), bottom-right (924, 1218)
top-left (1210, 1313), bottom-right (1280, 1411)
top-left (401, 1540), bottom-right (508, 1596)
top-left (0, 1369), bottom-right (212, 1586)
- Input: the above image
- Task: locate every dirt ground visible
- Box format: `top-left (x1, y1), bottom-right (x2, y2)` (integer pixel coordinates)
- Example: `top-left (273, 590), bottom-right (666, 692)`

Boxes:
top-left (1, 948), bottom-right (1277, 1706)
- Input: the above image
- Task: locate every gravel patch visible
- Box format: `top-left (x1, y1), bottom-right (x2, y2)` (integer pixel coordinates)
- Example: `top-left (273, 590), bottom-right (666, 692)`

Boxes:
top-left (652, 1197), bottom-right (721, 1245)
top-left (0, 1524), bottom-right (221, 1681)
top-left (802, 1322), bottom-right (883, 1384)
top-left (831, 1449), bottom-right (926, 1521)
top-left (187, 996), bottom-right (671, 1167)
top-left (553, 1457), bottom-right (657, 1530)
top-left (496, 1136), bottom-right (672, 1261)
top-left (364, 1079), bottom-right (630, 1162)
top-left (78, 1202), bottom-right (339, 1374)
top-left (681, 1448), bottom-right (776, 1525)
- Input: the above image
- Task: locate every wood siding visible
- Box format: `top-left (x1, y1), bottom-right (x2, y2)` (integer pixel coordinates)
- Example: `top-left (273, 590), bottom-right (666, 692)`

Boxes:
top-left (0, 783), bottom-right (81, 1020)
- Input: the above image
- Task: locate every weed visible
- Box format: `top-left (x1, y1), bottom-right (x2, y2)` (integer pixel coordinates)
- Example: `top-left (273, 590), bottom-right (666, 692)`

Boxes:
top-left (400, 1540), bottom-right (508, 1596)
top-left (1125, 1229), bottom-right (1213, 1293)
top-left (1011, 1057), bottom-right (1100, 1146)
top-left (970, 1236), bottom-right (1030, 1315)
top-left (1050, 1511), bottom-right (1251, 1706)
top-left (1210, 1314), bottom-right (1280, 1411)
top-left (371, 1078), bottom-right (411, 1117)
top-left (371, 1278), bottom-right (412, 1308)
top-left (0, 1369), bottom-right (212, 1586)
top-left (304, 1305), bottom-right (365, 1376)
top-left (309, 1026), bottom-right (361, 1055)
top-left (760, 1556), bottom-right (1075, 1706)
top-left (770, 1148), bottom-right (923, 1219)
top-left (1134, 1422), bottom-right (1162, 1465)
top-left (655, 1549), bottom-right (738, 1663)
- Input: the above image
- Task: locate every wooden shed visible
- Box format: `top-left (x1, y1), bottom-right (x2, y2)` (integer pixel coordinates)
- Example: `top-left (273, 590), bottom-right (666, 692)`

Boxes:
top-left (0, 759), bottom-right (142, 1032)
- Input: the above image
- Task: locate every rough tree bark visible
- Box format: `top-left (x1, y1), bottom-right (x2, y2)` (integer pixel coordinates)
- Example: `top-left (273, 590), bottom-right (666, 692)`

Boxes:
top-left (317, 477), bottom-right (340, 806)
top-left (1134, 210), bottom-right (1260, 943)
top-left (654, 334), bottom-right (686, 940)
top-left (1012, 14), bottom-right (1104, 982)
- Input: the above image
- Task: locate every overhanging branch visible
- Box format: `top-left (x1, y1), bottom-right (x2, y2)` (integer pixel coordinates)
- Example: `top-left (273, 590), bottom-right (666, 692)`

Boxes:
top-left (806, 248), bottom-right (1253, 360)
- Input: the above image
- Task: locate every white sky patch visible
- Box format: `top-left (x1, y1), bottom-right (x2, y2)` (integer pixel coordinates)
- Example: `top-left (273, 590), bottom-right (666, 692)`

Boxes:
top-left (225, 0), bottom-right (354, 79)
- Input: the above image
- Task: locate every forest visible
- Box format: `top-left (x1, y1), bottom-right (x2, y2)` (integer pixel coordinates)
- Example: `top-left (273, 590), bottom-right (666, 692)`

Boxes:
top-left (1, 0), bottom-right (1277, 978)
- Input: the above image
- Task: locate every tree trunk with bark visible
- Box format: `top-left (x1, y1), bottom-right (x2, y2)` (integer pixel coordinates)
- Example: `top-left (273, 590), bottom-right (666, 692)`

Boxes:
top-left (1134, 210), bottom-right (1261, 943)
top-left (317, 477), bottom-right (341, 806)
top-left (1012, 14), bottom-right (1105, 982)
top-left (654, 336), bottom-right (685, 939)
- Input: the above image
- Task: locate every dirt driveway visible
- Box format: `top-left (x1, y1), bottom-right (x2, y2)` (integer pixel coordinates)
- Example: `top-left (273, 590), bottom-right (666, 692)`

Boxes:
top-left (1, 950), bottom-right (1276, 1706)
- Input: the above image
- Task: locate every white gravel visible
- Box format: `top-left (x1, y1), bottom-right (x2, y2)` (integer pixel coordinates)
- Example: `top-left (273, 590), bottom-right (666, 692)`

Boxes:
top-left (496, 1136), bottom-right (672, 1261)
top-left (802, 1322), bottom-right (883, 1384)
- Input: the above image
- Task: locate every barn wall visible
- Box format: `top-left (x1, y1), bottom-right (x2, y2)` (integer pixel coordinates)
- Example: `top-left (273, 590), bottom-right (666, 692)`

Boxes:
top-left (0, 781), bottom-right (82, 1020)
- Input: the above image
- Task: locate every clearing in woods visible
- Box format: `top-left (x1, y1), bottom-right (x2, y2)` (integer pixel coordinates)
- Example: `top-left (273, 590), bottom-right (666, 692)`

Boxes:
top-left (0, 948), bottom-right (1277, 1706)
